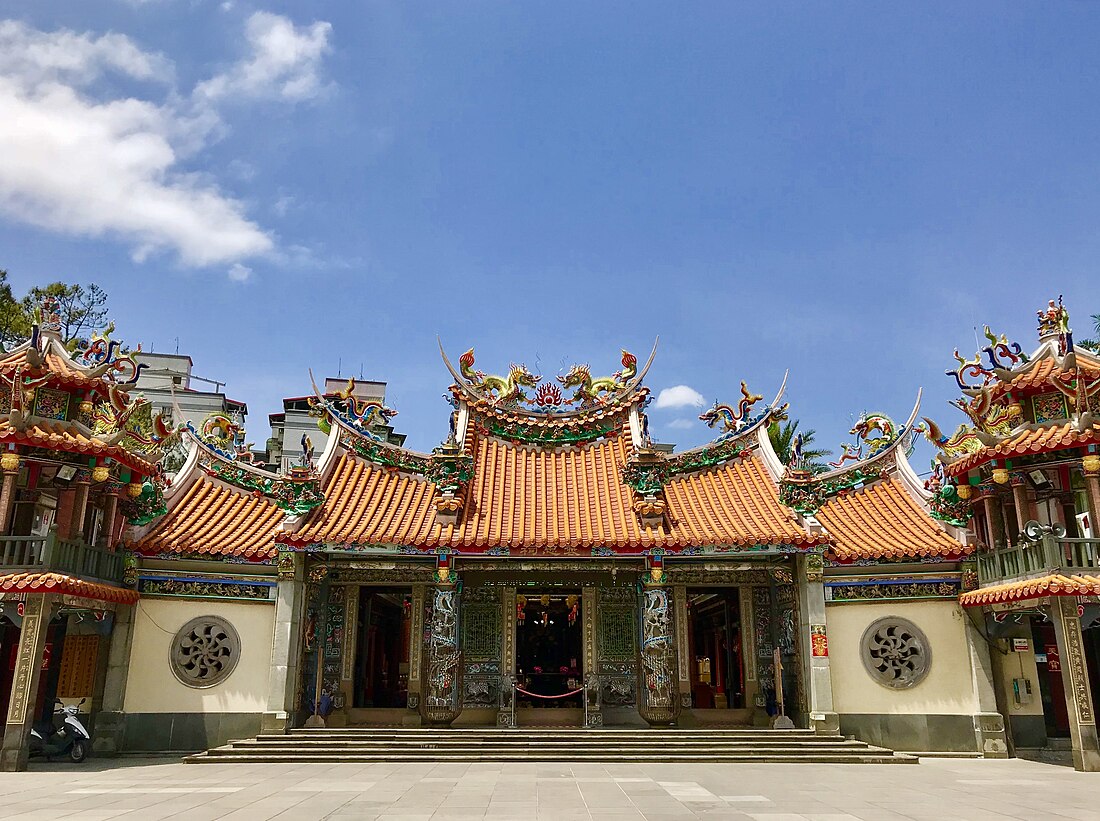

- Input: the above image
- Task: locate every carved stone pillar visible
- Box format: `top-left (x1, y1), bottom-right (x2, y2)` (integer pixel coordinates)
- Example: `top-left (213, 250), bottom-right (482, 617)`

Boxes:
top-left (1, 594), bottom-right (54, 771)
top-left (672, 584), bottom-right (691, 709)
top-left (330, 583), bottom-right (359, 728)
top-left (406, 585), bottom-right (426, 723)
top-left (797, 553), bottom-right (837, 734)
top-left (498, 586), bottom-right (516, 727)
top-left (582, 586), bottom-right (601, 726)
top-left (637, 575), bottom-right (681, 726)
top-left (421, 574), bottom-right (462, 726)
top-left (1051, 595), bottom-right (1100, 772)
top-left (262, 550), bottom-right (306, 734)
top-left (740, 585), bottom-right (762, 723)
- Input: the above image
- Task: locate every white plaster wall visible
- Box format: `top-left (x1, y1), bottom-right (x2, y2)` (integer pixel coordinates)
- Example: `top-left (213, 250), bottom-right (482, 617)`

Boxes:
top-left (827, 599), bottom-right (980, 715)
top-left (997, 639), bottom-right (1045, 719)
top-left (123, 598), bottom-right (274, 714)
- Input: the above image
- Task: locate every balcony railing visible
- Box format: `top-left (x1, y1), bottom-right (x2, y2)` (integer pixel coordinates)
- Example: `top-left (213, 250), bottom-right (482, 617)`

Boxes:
top-left (977, 521), bottom-right (1100, 585)
top-left (0, 530), bottom-right (125, 585)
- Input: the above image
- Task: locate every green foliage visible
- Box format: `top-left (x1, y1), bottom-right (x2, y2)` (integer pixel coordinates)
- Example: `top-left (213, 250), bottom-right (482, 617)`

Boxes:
top-left (1079, 314), bottom-right (1100, 352)
top-left (0, 273), bottom-right (110, 350)
top-left (767, 418), bottom-right (831, 474)
top-left (0, 271), bottom-right (31, 351)
top-left (23, 281), bottom-right (108, 345)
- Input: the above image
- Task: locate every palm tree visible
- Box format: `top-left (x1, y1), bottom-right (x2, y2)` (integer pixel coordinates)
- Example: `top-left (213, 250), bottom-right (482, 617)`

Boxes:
top-left (767, 419), bottom-right (831, 474)
top-left (1078, 314), bottom-right (1100, 352)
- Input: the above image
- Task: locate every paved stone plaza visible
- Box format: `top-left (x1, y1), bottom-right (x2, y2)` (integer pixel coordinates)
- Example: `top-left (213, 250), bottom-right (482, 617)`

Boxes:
top-left (0, 757), bottom-right (1096, 820)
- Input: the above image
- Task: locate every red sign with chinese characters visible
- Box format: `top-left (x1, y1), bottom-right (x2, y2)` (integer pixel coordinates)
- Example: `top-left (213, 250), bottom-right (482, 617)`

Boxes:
top-left (1045, 644), bottom-right (1061, 672)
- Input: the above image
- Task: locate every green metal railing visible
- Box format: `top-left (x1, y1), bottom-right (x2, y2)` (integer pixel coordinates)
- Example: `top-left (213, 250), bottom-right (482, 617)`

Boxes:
top-left (0, 529), bottom-right (124, 584)
top-left (977, 521), bottom-right (1100, 584)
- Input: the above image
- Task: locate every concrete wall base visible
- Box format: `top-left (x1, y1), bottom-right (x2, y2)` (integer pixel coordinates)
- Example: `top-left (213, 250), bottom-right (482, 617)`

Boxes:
top-left (122, 712), bottom-right (263, 752)
top-left (92, 711), bottom-right (127, 755)
top-left (840, 712), bottom-right (1001, 754)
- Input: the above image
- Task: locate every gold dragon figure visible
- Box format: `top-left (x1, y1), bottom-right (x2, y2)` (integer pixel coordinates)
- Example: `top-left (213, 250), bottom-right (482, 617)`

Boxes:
top-left (949, 385), bottom-right (1015, 437)
top-left (558, 350), bottom-right (638, 405)
top-left (922, 417), bottom-right (986, 459)
top-left (90, 384), bottom-right (175, 454)
top-left (458, 348), bottom-right (541, 404)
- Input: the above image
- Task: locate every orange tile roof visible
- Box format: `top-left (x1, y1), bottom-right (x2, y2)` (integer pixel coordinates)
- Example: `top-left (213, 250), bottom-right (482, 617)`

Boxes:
top-left (989, 358), bottom-right (1100, 400)
top-left (959, 574), bottom-right (1100, 607)
top-left (0, 418), bottom-right (156, 476)
top-left (282, 431), bottom-right (824, 552)
top-left (0, 345), bottom-right (107, 392)
top-left (946, 421), bottom-right (1100, 476)
top-left (0, 571), bottom-right (139, 604)
top-left (133, 475), bottom-right (283, 560)
top-left (815, 478), bottom-right (970, 562)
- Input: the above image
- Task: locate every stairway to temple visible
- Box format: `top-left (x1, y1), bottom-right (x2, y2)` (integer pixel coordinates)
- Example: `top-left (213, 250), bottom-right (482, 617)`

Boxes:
top-left (185, 728), bottom-right (917, 764)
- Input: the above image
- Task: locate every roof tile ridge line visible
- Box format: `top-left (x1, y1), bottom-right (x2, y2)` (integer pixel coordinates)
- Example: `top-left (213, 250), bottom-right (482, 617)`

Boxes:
top-left (184, 426), bottom-right (282, 481)
top-left (671, 372), bottom-right (789, 465)
top-left (277, 441), bottom-right (349, 541)
top-left (41, 333), bottom-right (122, 382)
top-left (0, 338), bottom-right (34, 362)
top-left (808, 388), bottom-right (923, 485)
top-left (326, 405), bottom-right (436, 461)
top-left (128, 445), bottom-right (205, 545)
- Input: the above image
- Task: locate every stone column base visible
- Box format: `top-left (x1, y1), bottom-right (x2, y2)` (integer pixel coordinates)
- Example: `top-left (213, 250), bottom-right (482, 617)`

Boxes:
top-left (260, 711), bottom-right (292, 735)
top-left (974, 712), bottom-right (1009, 759)
top-left (809, 711), bottom-right (840, 735)
top-left (91, 711), bottom-right (127, 755)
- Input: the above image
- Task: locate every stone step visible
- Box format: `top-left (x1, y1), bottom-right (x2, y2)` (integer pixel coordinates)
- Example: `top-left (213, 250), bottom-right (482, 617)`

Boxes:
top-left (187, 750), bottom-right (916, 764)
top-left (185, 726), bottom-right (915, 764)
top-left (236, 740), bottom-right (871, 750)
top-left (283, 730), bottom-right (819, 740)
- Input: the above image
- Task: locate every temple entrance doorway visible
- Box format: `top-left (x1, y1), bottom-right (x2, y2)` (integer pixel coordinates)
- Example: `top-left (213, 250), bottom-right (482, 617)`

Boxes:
top-left (515, 591), bottom-right (584, 711)
top-left (686, 588), bottom-right (746, 710)
top-left (352, 587), bottom-right (411, 709)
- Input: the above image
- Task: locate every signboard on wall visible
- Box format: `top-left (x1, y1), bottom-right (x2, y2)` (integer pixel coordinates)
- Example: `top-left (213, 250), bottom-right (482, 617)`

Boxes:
top-left (1046, 644), bottom-right (1061, 672)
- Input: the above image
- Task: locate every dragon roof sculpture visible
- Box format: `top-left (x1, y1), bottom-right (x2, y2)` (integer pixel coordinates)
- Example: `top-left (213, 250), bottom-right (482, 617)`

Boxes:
top-left (439, 338), bottom-right (658, 421)
top-left (930, 298), bottom-right (1100, 476)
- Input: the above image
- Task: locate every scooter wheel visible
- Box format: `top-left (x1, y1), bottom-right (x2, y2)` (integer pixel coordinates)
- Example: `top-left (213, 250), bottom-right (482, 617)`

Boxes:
top-left (69, 740), bottom-right (88, 763)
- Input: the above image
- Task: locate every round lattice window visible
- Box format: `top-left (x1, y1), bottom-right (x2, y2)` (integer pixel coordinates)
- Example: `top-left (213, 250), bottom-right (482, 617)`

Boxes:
top-left (170, 616), bottom-right (241, 688)
top-left (860, 617), bottom-right (930, 689)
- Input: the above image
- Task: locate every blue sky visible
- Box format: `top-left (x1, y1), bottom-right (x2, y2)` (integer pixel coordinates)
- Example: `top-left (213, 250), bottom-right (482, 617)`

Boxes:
top-left (1, 2), bottom-right (1098, 469)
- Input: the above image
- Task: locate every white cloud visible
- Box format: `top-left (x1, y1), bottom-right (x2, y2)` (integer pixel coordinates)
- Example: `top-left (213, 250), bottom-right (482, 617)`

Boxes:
top-left (0, 15), bottom-right (332, 269)
top-left (195, 12), bottom-right (332, 103)
top-left (654, 385), bottom-right (706, 410)
top-left (667, 418), bottom-right (695, 430)
top-left (0, 20), bottom-right (172, 86)
top-left (227, 263), bottom-right (252, 282)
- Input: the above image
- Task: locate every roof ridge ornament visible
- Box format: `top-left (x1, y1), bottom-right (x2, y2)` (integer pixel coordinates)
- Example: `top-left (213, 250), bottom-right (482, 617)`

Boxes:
top-left (307, 370), bottom-right (398, 443)
top-left (698, 382), bottom-right (764, 440)
top-left (1037, 295), bottom-right (1071, 351)
top-left (438, 338), bottom-right (658, 416)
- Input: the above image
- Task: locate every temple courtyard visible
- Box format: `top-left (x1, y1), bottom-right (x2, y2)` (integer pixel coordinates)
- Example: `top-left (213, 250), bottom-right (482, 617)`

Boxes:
top-left (0, 757), bottom-right (1096, 820)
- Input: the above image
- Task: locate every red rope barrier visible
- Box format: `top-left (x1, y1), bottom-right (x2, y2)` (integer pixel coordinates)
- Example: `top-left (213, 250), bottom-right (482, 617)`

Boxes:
top-left (514, 685), bottom-right (584, 700)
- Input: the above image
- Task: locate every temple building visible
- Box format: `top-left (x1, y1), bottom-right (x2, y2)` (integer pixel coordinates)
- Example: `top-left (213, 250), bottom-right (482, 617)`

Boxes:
top-left (3, 299), bottom-right (1099, 770)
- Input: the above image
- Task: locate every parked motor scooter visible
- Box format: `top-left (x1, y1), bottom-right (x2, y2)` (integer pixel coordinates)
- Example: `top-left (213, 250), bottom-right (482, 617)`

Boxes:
top-left (28, 698), bottom-right (90, 763)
